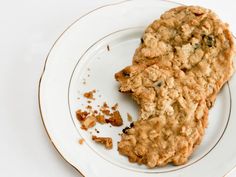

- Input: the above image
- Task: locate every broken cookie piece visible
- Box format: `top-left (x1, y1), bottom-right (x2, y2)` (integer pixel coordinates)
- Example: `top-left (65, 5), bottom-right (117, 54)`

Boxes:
top-left (106, 111), bottom-right (123, 126)
top-left (96, 114), bottom-right (106, 124)
top-left (83, 90), bottom-right (96, 99)
top-left (116, 63), bottom-right (208, 167)
top-left (127, 113), bottom-right (133, 122)
top-left (92, 135), bottom-right (113, 149)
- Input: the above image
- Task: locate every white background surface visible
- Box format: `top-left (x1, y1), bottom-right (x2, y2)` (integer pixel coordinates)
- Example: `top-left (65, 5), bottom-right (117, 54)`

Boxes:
top-left (0, 0), bottom-right (235, 176)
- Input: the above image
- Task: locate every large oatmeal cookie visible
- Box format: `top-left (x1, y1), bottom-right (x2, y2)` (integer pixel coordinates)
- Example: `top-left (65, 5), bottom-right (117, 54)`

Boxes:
top-left (115, 64), bottom-right (208, 167)
top-left (114, 5), bottom-right (235, 168)
top-left (133, 6), bottom-right (234, 106)
top-left (134, 6), bottom-right (234, 67)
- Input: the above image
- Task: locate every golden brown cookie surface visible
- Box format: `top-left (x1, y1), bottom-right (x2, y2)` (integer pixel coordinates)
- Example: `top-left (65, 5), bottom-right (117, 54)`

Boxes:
top-left (116, 64), bottom-right (208, 167)
top-left (115, 5), bottom-right (235, 168)
top-left (133, 6), bottom-right (235, 107)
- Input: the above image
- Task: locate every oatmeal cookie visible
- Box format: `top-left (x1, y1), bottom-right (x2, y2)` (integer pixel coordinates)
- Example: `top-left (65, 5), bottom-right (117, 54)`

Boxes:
top-left (133, 6), bottom-right (235, 106)
top-left (114, 5), bottom-right (235, 168)
top-left (134, 6), bottom-right (234, 67)
top-left (115, 64), bottom-right (208, 167)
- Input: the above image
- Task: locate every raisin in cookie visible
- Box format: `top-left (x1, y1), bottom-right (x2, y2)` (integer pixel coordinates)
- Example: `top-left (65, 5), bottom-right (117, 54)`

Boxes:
top-left (115, 64), bottom-right (208, 167)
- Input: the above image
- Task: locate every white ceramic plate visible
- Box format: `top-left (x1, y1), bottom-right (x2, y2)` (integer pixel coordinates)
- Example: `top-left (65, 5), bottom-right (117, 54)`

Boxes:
top-left (39, 0), bottom-right (236, 177)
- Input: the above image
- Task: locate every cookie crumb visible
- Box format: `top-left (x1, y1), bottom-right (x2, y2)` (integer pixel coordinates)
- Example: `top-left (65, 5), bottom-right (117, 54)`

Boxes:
top-left (101, 109), bottom-right (110, 115)
top-left (95, 128), bottom-right (100, 133)
top-left (96, 114), bottom-right (106, 124)
top-left (107, 45), bottom-right (110, 51)
top-left (106, 111), bottom-right (123, 126)
top-left (86, 105), bottom-right (92, 110)
top-left (77, 112), bottom-right (96, 130)
top-left (83, 90), bottom-right (96, 99)
top-left (127, 113), bottom-right (133, 122)
top-left (111, 103), bottom-right (119, 110)
top-left (79, 138), bottom-right (85, 145)
top-left (103, 102), bottom-right (109, 108)
top-left (84, 116), bottom-right (96, 130)
top-left (92, 135), bottom-right (113, 149)
top-left (76, 110), bottom-right (88, 121)
top-left (100, 102), bottom-right (111, 115)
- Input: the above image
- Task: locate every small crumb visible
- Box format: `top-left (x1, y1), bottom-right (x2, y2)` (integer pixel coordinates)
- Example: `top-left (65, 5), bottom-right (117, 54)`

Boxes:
top-left (89, 131), bottom-right (92, 134)
top-left (83, 81), bottom-right (86, 85)
top-left (87, 74), bottom-right (90, 77)
top-left (111, 103), bottom-right (118, 111)
top-left (101, 109), bottom-right (110, 115)
top-left (86, 105), bottom-right (92, 110)
top-left (81, 116), bottom-right (96, 130)
top-left (95, 128), bottom-right (100, 133)
top-left (107, 45), bottom-right (110, 51)
top-left (76, 110), bottom-right (88, 121)
top-left (103, 102), bottom-right (109, 108)
top-left (94, 110), bottom-right (98, 114)
top-left (79, 138), bottom-right (85, 145)
top-left (87, 68), bottom-right (90, 71)
top-left (127, 113), bottom-right (133, 122)
top-left (77, 110), bottom-right (96, 131)
top-left (80, 125), bottom-right (87, 130)
top-left (83, 90), bottom-right (95, 99)
top-left (77, 97), bottom-right (80, 100)
top-left (92, 135), bottom-right (113, 149)
top-left (87, 100), bottom-right (92, 104)
top-left (106, 111), bottom-right (123, 126)
top-left (96, 114), bottom-right (106, 124)
top-left (109, 125), bottom-right (112, 128)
